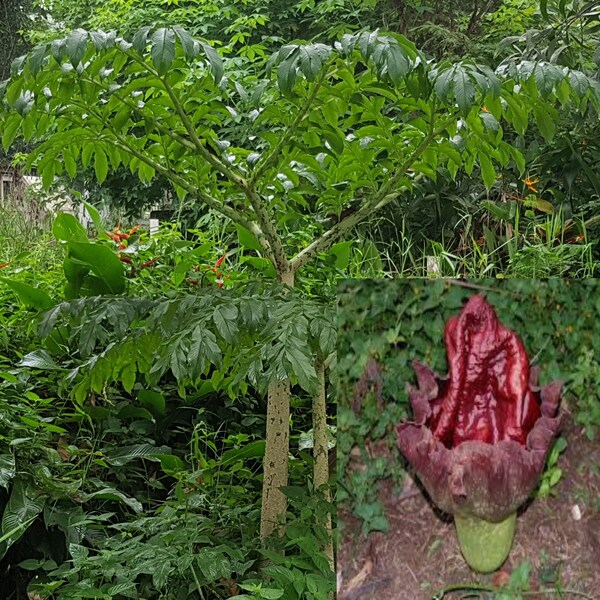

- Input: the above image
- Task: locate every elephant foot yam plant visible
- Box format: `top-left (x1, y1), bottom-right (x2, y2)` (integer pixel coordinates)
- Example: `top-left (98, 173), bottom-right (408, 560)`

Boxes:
top-left (397, 294), bottom-right (562, 572)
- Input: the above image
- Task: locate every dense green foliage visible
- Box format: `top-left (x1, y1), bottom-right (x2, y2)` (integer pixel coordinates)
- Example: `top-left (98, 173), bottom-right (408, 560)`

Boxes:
top-left (0, 213), bottom-right (335, 598)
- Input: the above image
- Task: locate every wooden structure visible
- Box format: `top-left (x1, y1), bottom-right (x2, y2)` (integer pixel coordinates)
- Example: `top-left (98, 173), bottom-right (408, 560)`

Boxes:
top-left (0, 163), bottom-right (22, 206)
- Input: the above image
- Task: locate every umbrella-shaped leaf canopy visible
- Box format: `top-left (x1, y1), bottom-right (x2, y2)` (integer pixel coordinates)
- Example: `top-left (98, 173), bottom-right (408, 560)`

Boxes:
top-left (397, 294), bottom-right (562, 521)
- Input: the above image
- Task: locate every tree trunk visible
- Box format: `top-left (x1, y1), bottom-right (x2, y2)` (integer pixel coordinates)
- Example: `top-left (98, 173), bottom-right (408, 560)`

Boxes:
top-left (260, 378), bottom-right (291, 541)
top-left (260, 266), bottom-right (295, 543)
top-left (313, 356), bottom-right (334, 571)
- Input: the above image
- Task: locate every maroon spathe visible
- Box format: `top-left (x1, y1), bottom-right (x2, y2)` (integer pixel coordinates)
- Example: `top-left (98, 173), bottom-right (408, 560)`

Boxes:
top-left (397, 294), bottom-right (562, 521)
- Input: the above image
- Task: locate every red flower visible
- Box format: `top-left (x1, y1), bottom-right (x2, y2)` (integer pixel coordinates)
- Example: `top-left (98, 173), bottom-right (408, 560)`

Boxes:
top-left (140, 258), bottom-right (158, 269)
top-left (215, 252), bottom-right (227, 269)
top-left (396, 295), bottom-right (561, 521)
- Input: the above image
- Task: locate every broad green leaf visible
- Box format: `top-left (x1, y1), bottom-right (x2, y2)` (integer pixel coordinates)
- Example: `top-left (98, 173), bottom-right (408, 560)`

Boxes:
top-left (174, 26), bottom-right (198, 60)
top-left (89, 30), bottom-right (107, 50)
top-left (67, 242), bottom-right (126, 294)
top-left (14, 91), bottom-right (34, 117)
top-left (27, 43), bottom-right (48, 75)
top-left (321, 126), bottom-right (344, 154)
top-left (117, 406), bottom-right (155, 421)
top-left (220, 441), bottom-right (266, 466)
top-left (386, 43), bottom-right (410, 85)
top-left (0, 278), bottom-right (54, 310)
top-left (509, 146), bottom-right (526, 176)
top-left (433, 66), bottom-right (454, 101)
top-left (503, 94), bottom-right (528, 136)
top-left (17, 559), bottom-right (44, 571)
top-left (480, 111), bottom-right (499, 133)
top-left (277, 51), bottom-right (298, 95)
top-left (285, 342), bottom-right (317, 392)
top-left (196, 549), bottom-right (231, 583)
top-left (82, 200), bottom-right (105, 236)
top-left (533, 105), bottom-right (556, 142)
top-left (2, 115), bottom-right (21, 152)
top-left (568, 70), bottom-right (590, 98)
top-left (103, 444), bottom-right (164, 466)
top-left (63, 149), bottom-right (77, 178)
top-left (107, 583), bottom-right (137, 597)
top-left (151, 28), bottom-right (176, 76)
top-left (481, 200), bottom-right (512, 221)
top-left (138, 389), bottom-right (166, 417)
top-left (155, 454), bottom-right (186, 474)
top-left (19, 416), bottom-right (67, 433)
top-left (236, 225), bottom-right (263, 253)
top-left (241, 257), bottom-right (277, 278)
top-left (328, 240), bottom-right (353, 270)
top-left (132, 25), bottom-right (153, 53)
top-left (200, 41), bottom-right (224, 84)
top-left (0, 479), bottom-right (45, 559)
top-left (478, 152), bottom-right (496, 189)
top-left (524, 196), bottom-right (554, 214)
top-left (65, 29), bottom-right (88, 66)
top-left (40, 160), bottom-right (56, 189)
top-left (453, 67), bottom-right (475, 114)
top-left (19, 350), bottom-right (63, 370)
top-left (53, 212), bottom-right (88, 243)
top-left (0, 455), bottom-right (16, 489)
top-left (63, 255), bottom-right (89, 296)
top-left (82, 487), bottom-right (142, 513)
top-left (213, 304), bottom-right (239, 344)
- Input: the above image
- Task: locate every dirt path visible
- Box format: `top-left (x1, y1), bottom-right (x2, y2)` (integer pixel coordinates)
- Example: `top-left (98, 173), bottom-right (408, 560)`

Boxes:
top-left (338, 416), bottom-right (600, 600)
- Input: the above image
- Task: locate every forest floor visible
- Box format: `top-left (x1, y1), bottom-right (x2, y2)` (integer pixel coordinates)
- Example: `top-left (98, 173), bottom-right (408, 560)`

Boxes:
top-left (337, 415), bottom-right (600, 600)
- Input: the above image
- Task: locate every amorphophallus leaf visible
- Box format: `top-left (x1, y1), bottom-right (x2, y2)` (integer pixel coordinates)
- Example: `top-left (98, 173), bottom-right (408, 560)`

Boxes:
top-left (396, 294), bottom-right (562, 572)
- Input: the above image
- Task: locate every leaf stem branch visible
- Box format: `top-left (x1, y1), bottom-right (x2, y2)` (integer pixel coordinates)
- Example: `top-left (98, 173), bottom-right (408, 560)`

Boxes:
top-left (249, 60), bottom-right (333, 187)
top-left (150, 57), bottom-right (288, 272)
top-left (289, 114), bottom-right (456, 272)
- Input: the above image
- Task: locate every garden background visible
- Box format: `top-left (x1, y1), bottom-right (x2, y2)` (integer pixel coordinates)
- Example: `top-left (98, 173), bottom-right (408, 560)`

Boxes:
top-left (0, 0), bottom-right (599, 598)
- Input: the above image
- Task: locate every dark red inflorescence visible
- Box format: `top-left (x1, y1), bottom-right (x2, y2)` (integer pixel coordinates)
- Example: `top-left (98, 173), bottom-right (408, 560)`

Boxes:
top-left (396, 294), bottom-right (562, 520)
top-left (429, 294), bottom-right (541, 448)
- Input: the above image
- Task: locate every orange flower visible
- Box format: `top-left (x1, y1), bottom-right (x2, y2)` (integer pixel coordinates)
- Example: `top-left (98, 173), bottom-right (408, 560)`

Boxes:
top-left (481, 105), bottom-right (488, 112)
top-left (522, 176), bottom-right (539, 193)
top-left (107, 223), bottom-right (141, 244)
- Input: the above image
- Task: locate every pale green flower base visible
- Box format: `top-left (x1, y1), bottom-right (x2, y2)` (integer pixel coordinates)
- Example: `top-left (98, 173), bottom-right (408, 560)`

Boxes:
top-left (454, 512), bottom-right (517, 573)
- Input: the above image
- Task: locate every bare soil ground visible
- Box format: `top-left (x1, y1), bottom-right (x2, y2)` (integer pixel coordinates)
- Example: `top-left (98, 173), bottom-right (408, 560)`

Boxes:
top-left (338, 415), bottom-right (600, 600)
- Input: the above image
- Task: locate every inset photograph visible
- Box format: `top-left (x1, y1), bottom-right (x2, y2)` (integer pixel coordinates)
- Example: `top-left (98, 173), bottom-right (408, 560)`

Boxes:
top-left (337, 279), bottom-right (600, 600)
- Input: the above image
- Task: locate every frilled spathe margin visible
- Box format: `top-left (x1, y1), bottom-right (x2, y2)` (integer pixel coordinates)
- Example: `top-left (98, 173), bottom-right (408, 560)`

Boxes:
top-left (397, 364), bottom-right (561, 520)
top-left (396, 295), bottom-right (562, 522)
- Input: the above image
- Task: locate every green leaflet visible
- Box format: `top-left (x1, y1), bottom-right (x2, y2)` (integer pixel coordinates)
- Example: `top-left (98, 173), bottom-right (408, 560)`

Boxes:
top-left (151, 28), bottom-right (176, 76)
top-left (478, 152), bottom-right (496, 190)
top-left (65, 28), bottom-right (89, 67)
top-left (94, 147), bottom-right (108, 184)
top-left (0, 278), bottom-right (54, 310)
